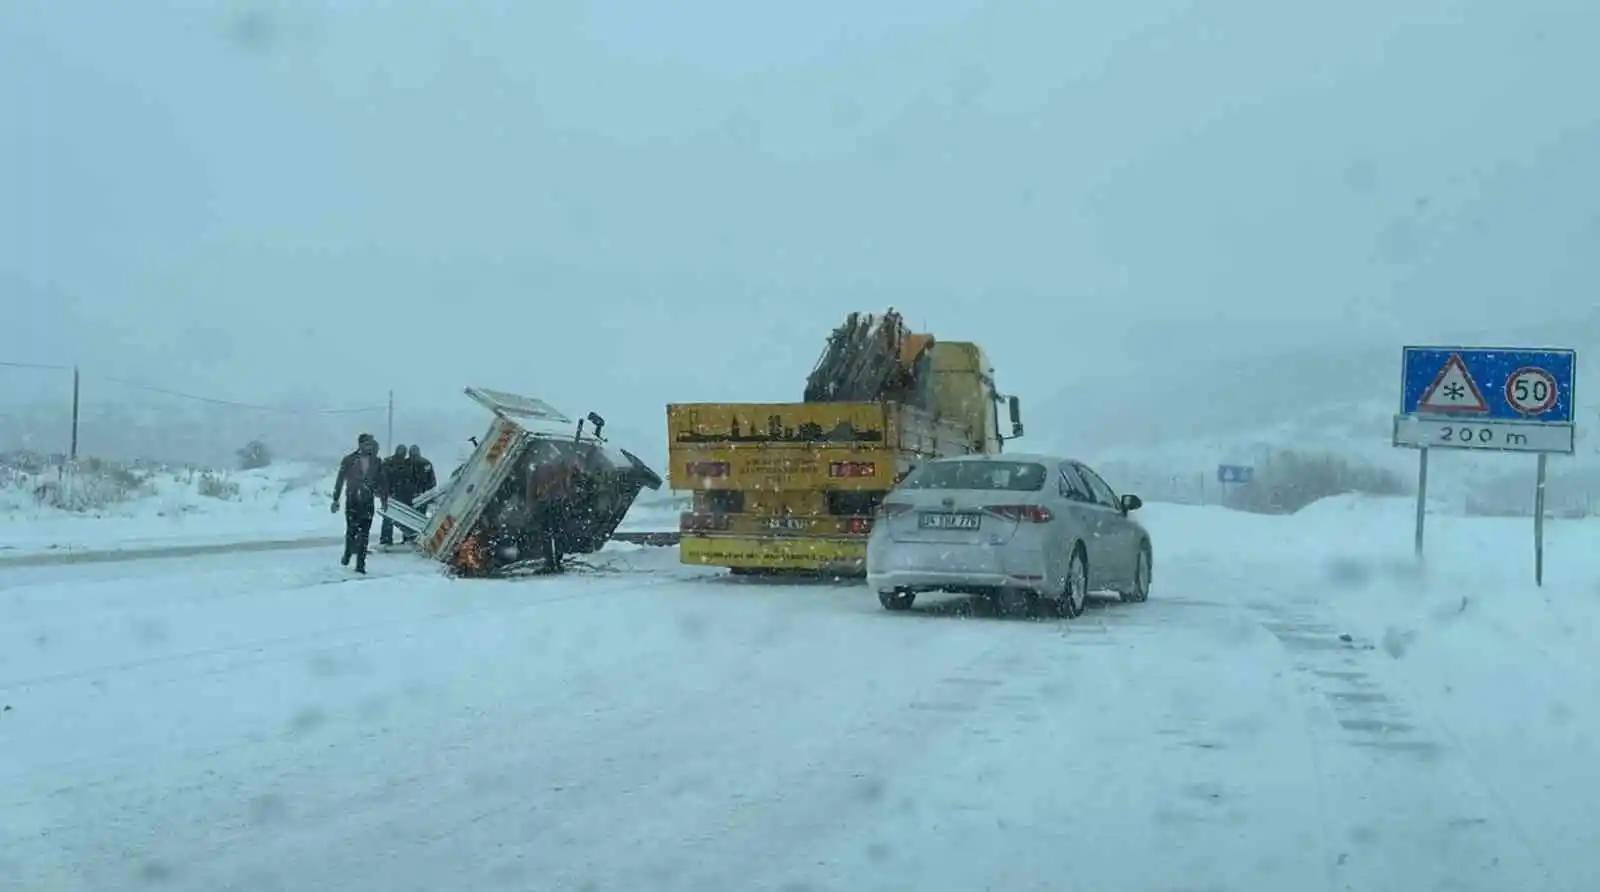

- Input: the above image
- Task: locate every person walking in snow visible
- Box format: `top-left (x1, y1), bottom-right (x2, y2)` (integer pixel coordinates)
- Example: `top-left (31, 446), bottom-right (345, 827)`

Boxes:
top-left (403, 445), bottom-right (437, 543)
top-left (379, 444), bottom-right (410, 547)
top-left (332, 433), bottom-right (389, 573)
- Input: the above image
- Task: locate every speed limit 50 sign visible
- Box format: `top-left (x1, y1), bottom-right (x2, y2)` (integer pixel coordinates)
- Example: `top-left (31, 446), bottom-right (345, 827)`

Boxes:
top-left (1505, 367), bottom-right (1559, 416)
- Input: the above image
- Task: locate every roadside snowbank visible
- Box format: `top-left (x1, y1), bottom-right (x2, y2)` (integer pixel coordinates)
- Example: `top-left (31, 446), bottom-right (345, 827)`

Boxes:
top-left (1136, 495), bottom-right (1600, 879)
top-left (0, 459), bottom-right (687, 557)
top-left (0, 462), bottom-right (335, 555)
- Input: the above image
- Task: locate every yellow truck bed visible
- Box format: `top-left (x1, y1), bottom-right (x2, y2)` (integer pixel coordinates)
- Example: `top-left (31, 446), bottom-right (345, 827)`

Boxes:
top-left (666, 400), bottom-right (974, 492)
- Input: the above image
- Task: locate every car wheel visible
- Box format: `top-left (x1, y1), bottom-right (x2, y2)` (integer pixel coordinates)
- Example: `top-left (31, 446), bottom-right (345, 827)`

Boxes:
top-left (879, 589), bottom-right (916, 611)
top-left (1057, 544), bottom-right (1088, 618)
top-left (1120, 542), bottom-right (1151, 604)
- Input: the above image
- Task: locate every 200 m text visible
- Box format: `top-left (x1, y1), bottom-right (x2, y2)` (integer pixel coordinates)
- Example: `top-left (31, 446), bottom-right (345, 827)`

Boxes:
top-left (1437, 426), bottom-right (1528, 446)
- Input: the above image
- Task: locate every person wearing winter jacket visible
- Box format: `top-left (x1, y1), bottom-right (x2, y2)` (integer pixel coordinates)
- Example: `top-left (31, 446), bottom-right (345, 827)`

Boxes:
top-left (403, 445), bottom-right (437, 543)
top-left (408, 444), bottom-right (436, 495)
top-left (379, 444), bottom-right (410, 546)
top-left (332, 434), bottom-right (389, 573)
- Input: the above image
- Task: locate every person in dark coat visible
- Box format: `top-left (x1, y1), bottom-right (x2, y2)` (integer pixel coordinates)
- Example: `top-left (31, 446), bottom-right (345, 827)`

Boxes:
top-left (408, 445), bottom-right (436, 494)
top-left (332, 433), bottom-right (389, 573)
top-left (379, 444), bottom-right (410, 546)
top-left (404, 445), bottom-right (436, 543)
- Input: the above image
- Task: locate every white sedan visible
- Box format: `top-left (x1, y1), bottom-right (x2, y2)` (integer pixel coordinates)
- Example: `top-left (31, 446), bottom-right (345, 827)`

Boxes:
top-left (866, 453), bottom-right (1152, 616)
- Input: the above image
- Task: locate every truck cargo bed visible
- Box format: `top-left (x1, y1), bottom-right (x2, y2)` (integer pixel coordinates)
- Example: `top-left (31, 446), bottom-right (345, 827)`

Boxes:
top-left (666, 400), bottom-right (972, 491)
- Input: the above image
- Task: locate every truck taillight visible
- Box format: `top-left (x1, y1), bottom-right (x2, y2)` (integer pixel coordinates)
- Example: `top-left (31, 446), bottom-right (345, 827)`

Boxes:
top-left (686, 461), bottom-right (730, 478)
top-left (847, 517), bottom-right (874, 535)
top-left (679, 511), bottom-right (731, 532)
top-left (877, 501), bottom-right (912, 518)
top-left (427, 515), bottom-right (458, 551)
top-left (985, 504), bottom-right (1053, 523)
top-left (485, 427), bottom-right (517, 464)
top-left (828, 461), bottom-right (876, 478)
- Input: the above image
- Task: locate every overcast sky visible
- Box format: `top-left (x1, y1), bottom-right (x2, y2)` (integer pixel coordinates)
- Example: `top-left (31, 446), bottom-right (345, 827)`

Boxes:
top-left (4, 0), bottom-right (1598, 446)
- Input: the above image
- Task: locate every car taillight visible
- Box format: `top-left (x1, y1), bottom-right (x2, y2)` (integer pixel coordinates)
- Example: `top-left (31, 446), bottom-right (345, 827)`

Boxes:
top-left (985, 504), bottom-right (1053, 523)
top-left (679, 511), bottom-right (732, 532)
top-left (828, 461), bottom-right (876, 478)
top-left (685, 461), bottom-right (730, 478)
top-left (877, 502), bottom-right (912, 518)
top-left (847, 517), bottom-right (874, 535)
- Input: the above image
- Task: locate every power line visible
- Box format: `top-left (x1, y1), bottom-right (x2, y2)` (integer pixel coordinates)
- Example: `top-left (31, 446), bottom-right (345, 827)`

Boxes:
top-left (96, 376), bottom-right (386, 415)
top-left (0, 359), bottom-right (71, 371)
top-left (2, 359), bottom-right (386, 415)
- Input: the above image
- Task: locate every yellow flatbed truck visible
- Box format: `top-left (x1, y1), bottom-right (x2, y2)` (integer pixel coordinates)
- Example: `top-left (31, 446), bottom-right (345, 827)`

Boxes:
top-left (667, 309), bottom-right (1023, 575)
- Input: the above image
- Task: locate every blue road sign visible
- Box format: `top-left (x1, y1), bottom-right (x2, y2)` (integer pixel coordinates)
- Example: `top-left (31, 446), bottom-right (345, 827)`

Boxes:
top-left (1217, 464), bottom-right (1254, 484)
top-left (1400, 347), bottom-right (1576, 424)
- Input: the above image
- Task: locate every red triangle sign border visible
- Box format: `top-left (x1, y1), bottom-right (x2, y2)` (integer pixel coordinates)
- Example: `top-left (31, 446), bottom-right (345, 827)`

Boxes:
top-left (1418, 352), bottom-right (1489, 414)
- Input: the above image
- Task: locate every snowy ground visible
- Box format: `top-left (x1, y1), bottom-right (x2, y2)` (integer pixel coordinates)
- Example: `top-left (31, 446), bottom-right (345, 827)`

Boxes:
top-left (2, 498), bottom-right (1597, 891)
top-left (0, 461), bottom-right (685, 557)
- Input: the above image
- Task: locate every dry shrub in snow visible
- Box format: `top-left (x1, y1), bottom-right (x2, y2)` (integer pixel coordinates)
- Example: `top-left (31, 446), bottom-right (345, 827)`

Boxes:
top-left (4, 454), bottom-right (156, 512)
top-left (1224, 449), bottom-right (1407, 515)
top-left (237, 438), bottom-right (273, 471)
top-left (197, 470), bottom-right (241, 501)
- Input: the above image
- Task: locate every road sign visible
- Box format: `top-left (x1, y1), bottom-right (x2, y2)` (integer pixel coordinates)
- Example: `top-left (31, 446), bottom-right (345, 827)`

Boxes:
top-left (1400, 347), bottom-right (1576, 423)
top-left (1505, 367), bottom-right (1559, 415)
top-left (1391, 415), bottom-right (1574, 454)
top-left (1416, 353), bottom-right (1488, 413)
top-left (1216, 464), bottom-right (1253, 484)
top-left (1395, 345), bottom-right (1578, 585)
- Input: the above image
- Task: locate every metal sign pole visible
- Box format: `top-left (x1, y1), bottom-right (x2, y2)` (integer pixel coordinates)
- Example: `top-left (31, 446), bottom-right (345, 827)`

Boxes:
top-left (1413, 447), bottom-right (1428, 558)
top-left (1534, 453), bottom-right (1547, 586)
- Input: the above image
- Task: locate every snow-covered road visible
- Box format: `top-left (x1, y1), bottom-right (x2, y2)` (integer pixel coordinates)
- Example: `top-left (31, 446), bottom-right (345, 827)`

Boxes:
top-left (2, 502), bottom-right (1596, 891)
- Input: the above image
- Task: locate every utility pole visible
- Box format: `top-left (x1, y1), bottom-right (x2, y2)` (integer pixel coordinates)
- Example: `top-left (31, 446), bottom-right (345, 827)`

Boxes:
top-left (387, 390), bottom-right (394, 445)
top-left (69, 364), bottom-right (80, 461)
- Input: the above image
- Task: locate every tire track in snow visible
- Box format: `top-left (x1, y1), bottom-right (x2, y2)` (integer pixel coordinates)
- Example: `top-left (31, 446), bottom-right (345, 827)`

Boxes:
top-left (1242, 588), bottom-right (1563, 891)
top-left (0, 563), bottom-right (702, 695)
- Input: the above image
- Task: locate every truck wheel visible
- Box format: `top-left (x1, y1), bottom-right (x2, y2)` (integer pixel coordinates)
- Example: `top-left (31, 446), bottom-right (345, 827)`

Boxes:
top-left (879, 589), bottom-right (915, 611)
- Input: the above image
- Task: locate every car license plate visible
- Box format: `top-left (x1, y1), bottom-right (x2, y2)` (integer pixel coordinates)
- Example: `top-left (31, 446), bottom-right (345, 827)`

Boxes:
top-left (766, 517), bottom-right (808, 530)
top-left (919, 512), bottom-right (981, 530)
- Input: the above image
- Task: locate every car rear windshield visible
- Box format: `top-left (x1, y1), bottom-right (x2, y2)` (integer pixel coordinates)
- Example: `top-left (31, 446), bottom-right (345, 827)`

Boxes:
top-left (898, 461), bottom-right (1048, 492)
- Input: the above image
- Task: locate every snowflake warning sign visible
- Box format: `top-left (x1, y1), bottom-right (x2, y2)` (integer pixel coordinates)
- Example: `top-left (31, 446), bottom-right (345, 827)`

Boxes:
top-left (1416, 353), bottom-right (1488, 414)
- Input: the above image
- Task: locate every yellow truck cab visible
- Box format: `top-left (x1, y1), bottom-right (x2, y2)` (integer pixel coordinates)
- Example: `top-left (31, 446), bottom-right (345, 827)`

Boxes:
top-left (666, 310), bottom-right (1023, 576)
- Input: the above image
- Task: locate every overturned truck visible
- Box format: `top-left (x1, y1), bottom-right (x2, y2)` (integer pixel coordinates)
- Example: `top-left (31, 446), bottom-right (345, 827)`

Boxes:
top-left (378, 387), bottom-right (670, 577)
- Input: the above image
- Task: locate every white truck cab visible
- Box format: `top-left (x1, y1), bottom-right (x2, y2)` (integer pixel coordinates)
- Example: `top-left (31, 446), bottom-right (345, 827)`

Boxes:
top-left (378, 387), bottom-right (665, 575)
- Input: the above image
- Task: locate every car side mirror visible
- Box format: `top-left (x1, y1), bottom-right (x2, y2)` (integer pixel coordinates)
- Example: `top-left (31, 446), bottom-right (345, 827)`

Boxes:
top-left (1007, 395), bottom-right (1024, 438)
top-left (1120, 494), bottom-right (1142, 513)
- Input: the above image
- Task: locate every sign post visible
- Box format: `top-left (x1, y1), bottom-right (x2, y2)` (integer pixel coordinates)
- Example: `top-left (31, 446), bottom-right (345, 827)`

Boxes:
top-left (1393, 347), bottom-right (1577, 584)
top-left (1413, 446), bottom-right (1428, 557)
top-left (1534, 453), bottom-right (1547, 585)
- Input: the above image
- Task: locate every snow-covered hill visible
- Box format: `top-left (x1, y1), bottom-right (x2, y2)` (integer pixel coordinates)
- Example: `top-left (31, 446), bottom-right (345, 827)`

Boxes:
top-left (1035, 321), bottom-right (1600, 516)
